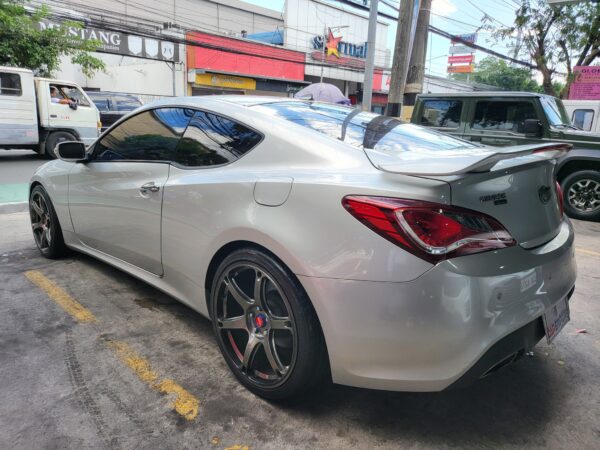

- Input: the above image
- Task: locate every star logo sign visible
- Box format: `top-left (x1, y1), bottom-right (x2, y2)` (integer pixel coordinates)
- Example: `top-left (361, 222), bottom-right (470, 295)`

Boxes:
top-left (326, 29), bottom-right (342, 58)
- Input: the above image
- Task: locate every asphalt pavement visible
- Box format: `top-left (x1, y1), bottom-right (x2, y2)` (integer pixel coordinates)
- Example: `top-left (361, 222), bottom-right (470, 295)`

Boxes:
top-left (1, 150), bottom-right (599, 449)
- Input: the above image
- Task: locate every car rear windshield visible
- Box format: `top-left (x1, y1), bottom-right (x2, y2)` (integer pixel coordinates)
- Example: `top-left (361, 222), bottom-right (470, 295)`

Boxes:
top-left (250, 101), bottom-right (476, 153)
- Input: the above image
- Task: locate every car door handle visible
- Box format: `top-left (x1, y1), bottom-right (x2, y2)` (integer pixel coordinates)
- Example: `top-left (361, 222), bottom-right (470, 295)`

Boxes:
top-left (140, 182), bottom-right (160, 194)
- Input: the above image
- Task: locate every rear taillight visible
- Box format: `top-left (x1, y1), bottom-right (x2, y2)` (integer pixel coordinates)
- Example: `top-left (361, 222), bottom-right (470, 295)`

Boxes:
top-left (556, 181), bottom-right (564, 218)
top-left (342, 196), bottom-right (516, 263)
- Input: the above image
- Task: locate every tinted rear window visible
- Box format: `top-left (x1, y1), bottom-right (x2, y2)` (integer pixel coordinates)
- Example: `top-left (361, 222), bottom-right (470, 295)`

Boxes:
top-left (419, 100), bottom-right (462, 128)
top-left (113, 95), bottom-right (143, 112)
top-left (251, 101), bottom-right (476, 153)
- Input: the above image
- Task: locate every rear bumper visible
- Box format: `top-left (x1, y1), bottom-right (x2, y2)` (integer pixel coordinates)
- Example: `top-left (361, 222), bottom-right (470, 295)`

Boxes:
top-left (298, 219), bottom-right (577, 391)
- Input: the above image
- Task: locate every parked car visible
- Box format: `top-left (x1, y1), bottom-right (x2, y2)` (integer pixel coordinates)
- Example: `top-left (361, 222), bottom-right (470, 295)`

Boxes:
top-left (30, 97), bottom-right (576, 399)
top-left (411, 92), bottom-right (600, 221)
top-left (563, 100), bottom-right (600, 133)
top-left (85, 91), bottom-right (143, 132)
top-left (0, 66), bottom-right (100, 158)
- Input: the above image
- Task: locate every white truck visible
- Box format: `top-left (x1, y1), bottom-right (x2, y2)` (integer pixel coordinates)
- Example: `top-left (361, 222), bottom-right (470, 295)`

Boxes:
top-left (563, 100), bottom-right (600, 133)
top-left (0, 66), bottom-right (100, 158)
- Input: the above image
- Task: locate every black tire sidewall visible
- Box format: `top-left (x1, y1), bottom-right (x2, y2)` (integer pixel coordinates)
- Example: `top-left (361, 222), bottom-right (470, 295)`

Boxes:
top-left (30, 186), bottom-right (67, 259)
top-left (562, 170), bottom-right (600, 221)
top-left (45, 132), bottom-right (76, 159)
top-left (209, 248), bottom-right (326, 400)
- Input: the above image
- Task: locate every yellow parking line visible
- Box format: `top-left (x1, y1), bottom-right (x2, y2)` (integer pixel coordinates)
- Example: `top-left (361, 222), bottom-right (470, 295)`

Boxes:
top-left (576, 248), bottom-right (600, 258)
top-left (107, 340), bottom-right (199, 421)
top-left (24, 270), bottom-right (97, 323)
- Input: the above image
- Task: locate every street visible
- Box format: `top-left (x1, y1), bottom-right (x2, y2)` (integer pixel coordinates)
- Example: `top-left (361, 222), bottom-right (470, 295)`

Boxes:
top-left (1, 150), bottom-right (599, 449)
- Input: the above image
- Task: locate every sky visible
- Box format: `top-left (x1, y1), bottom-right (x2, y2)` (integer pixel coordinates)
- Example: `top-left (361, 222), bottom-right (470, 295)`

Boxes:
top-left (242, 0), bottom-right (521, 79)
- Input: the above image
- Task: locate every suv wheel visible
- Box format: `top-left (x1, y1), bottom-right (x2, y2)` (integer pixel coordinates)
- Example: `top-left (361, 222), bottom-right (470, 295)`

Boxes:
top-left (562, 170), bottom-right (600, 221)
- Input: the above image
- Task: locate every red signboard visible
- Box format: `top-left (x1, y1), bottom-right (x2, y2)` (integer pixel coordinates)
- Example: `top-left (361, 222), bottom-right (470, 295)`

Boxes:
top-left (569, 66), bottom-right (600, 100)
top-left (448, 54), bottom-right (474, 64)
top-left (186, 31), bottom-right (305, 81)
top-left (447, 64), bottom-right (474, 74)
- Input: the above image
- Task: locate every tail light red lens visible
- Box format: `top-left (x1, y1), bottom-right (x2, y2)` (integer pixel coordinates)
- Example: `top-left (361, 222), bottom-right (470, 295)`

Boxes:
top-left (555, 181), bottom-right (564, 218)
top-left (342, 196), bottom-right (516, 263)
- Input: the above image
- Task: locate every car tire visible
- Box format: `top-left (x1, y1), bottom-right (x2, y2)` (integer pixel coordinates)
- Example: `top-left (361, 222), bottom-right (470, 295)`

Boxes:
top-left (29, 185), bottom-right (68, 259)
top-left (45, 131), bottom-right (77, 159)
top-left (209, 248), bottom-right (328, 400)
top-left (562, 170), bottom-right (600, 222)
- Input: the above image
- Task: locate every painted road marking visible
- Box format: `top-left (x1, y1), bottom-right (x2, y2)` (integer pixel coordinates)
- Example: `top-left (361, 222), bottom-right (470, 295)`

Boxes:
top-left (576, 248), bottom-right (600, 258)
top-left (0, 183), bottom-right (29, 204)
top-left (107, 340), bottom-right (199, 421)
top-left (25, 270), bottom-right (199, 421)
top-left (25, 270), bottom-right (97, 323)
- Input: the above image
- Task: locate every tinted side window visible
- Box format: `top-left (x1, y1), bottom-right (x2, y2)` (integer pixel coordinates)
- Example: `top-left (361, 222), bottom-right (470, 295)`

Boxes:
top-left (0, 72), bottom-right (22, 96)
top-left (420, 100), bottom-right (462, 128)
top-left (572, 109), bottom-right (594, 131)
top-left (95, 108), bottom-right (193, 161)
top-left (173, 111), bottom-right (262, 167)
top-left (113, 95), bottom-right (143, 112)
top-left (472, 101), bottom-right (537, 133)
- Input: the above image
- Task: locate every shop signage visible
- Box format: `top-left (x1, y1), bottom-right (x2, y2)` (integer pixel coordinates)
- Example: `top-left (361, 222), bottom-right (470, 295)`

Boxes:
top-left (448, 44), bottom-right (473, 55)
top-left (569, 66), bottom-right (600, 100)
top-left (447, 64), bottom-right (475, 74)
top-left (37, 20), bottom-right (179, 62)
top-left (448, 54), bottom-right (474, 64)
top-left (451, 33), bottom-right (477, 45)
top-left (195, 73), bottom-right (256, 90)
top-left (312, 29), bottom-right (368, 59)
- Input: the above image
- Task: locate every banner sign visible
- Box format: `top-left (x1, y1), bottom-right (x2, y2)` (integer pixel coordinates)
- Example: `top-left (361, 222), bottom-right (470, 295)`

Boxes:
top-left (449, 44), bottom-right (473, 55)
top-left (451, 33), bottom-right (477, 45)
top-left (37, 20), bottom-right (179, 62)
top-left (569, 66), bottom-right (600, 100)
top-left (447, 64), bottom-right (474, 74)
top-left (194, 73), bottom-right (256, 90)
top-left (448, 54), bottom-right (474, 64)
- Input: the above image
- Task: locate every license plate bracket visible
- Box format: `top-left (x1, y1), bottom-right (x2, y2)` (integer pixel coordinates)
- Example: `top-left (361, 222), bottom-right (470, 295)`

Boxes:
top-left (542, 297), bottom-right (570, 344)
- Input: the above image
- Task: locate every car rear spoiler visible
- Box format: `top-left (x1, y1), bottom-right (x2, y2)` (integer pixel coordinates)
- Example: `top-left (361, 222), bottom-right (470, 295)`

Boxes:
top-left (374, 143), bottom-right (572, 176)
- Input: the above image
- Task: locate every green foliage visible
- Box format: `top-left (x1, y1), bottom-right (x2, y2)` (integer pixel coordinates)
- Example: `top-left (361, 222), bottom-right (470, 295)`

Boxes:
top-left (484, 0), bottom-right (600, 96)
top-left (0, 0), bottom-right (105, 77)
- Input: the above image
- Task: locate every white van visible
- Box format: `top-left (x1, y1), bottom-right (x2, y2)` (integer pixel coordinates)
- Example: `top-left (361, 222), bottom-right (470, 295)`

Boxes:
top-left (563, 100), bottom-right (600, 133)
top-left (0, 66), bottom-right (100, 158)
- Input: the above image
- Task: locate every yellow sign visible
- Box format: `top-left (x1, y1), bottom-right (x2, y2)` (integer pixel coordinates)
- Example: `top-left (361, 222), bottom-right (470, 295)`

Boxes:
top-left (447, 64), bottom-right (475, 74)
top-left (195, 73), bottom-right (256, 90)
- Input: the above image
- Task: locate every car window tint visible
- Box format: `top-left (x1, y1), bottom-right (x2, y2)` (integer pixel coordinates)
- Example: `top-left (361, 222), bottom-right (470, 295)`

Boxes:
top-left (252, 101), bottom-right (476, 152)
top-left (0, 72), bottom-right (22, 96)
top-left (420, 100), bottom-right (462, 128)
top-left (173, 111), bottom-right (262, 167)
top-left (113, 95), bottom-right (143, 112)
top-left (572, 109), bottom-right (594, 131)
top-left (472, 101), bottom-right (538, 133)
top-left (94, 108), bottom-right (194, 161)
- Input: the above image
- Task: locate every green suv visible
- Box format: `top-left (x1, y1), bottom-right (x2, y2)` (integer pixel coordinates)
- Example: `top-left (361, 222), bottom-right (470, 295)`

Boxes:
top-left (412, 92), bottom-right (600, 221)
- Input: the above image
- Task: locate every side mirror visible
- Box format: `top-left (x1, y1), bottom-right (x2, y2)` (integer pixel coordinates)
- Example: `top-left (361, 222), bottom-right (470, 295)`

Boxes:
top-left (68, 101), bottom-right (78, 110)
top-left (523, 119), bottom-right (542, 136)
top-left (56, 141), bottom-right (88, 162)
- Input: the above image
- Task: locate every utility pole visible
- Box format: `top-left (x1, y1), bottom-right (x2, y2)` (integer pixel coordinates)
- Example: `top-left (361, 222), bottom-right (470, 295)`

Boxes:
top-left (386, 0), bottom-right (420, 117)
top-left (362, 0), bottom-right (379, 112)
top-left (320, 24), bottom-right (327, 83)
top-left (403, 0), bottom-right (430, 109)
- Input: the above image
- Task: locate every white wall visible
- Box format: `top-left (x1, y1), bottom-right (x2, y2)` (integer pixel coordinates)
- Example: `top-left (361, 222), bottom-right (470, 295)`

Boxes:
top-left (285, 0), bottom-right (389, 83)
top-left (54, 52), bottom-right (186, 97)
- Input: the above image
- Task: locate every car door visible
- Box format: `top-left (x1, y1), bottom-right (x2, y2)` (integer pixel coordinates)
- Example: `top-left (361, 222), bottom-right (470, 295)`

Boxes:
top-left (47, 83), bottom-right (99, 145)
top-left (68, 107), bottom-right (194, 275)
top-left (414, 98), bottom-right (466, 138)
top-left (462, 99), bottom-right (542, 147)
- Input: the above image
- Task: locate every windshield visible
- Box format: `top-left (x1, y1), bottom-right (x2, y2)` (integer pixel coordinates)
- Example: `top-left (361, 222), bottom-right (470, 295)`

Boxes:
top-left (250, 101), bottom-right (477, 153)
top-left (539, 96), bottom-right (571, 127)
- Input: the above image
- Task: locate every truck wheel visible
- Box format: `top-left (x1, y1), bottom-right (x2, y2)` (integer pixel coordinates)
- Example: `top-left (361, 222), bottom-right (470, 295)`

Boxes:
top-left (562, 170), bottom-right (600, 222)
top-left (45, 131), bottom-right (76, 159)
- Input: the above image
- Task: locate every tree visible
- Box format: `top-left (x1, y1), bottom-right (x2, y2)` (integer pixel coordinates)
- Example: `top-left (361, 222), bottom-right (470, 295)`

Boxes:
top-left (0, 0), bottom-right (104, 77)
top-left (451, 56), bottom-right (542, 92)
top-left (485, 0), bottom-right (600, 96)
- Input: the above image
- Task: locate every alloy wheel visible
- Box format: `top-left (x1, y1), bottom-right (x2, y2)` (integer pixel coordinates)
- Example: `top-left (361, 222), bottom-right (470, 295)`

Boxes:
top-left (568, 179), bottom-right (600, 213)
top-left (214, 263), bottom-right (297, 387)
top-left (30, 191), bottom-right (52, 250)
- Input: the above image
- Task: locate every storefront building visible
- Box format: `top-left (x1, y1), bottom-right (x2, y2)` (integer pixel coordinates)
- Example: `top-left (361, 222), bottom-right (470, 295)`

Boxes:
top-left (186, 31), bottom-right (308, 97)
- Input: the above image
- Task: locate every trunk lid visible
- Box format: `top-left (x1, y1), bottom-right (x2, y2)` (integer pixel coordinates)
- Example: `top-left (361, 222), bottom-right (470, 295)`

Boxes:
top-left (365, 143), bottom-right (569, 248)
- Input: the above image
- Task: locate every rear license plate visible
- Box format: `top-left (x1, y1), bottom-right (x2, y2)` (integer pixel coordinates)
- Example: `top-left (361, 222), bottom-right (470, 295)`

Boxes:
top-left (542, 297), bottom-right (570, 344)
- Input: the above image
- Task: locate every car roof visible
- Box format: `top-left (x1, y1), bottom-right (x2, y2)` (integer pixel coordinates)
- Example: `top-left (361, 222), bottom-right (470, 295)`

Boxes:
top-left (144, 95), bottom-right (314, 110)
top-left (417, 91), bottom-right (553, 99)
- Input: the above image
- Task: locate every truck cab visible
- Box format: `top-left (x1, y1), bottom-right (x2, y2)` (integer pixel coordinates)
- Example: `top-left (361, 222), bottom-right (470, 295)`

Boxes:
top-left (411, 92), bottom-right (600, 221)
top-left (0, 66), bottom-right (100, 158)
top-left (563, 100), bottom-right (600, 133)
